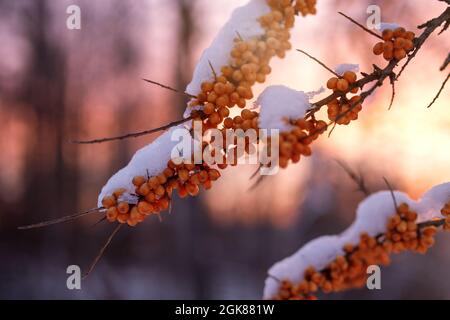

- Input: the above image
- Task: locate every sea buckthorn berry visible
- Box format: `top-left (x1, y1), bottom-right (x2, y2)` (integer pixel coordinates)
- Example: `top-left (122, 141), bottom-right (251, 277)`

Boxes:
top-left (157, 174), bottom-right (167, 185)
top-left (382, 29), bottom-right (394, 41)
top-left (405, 31), bottom-right (415, 40)
top-left (186, 183), bottom-right (200, 196)
top-left (394, 37), bottom-right (405, 49)
top-left (209, 112), bottom-right (221, 125)
top-left (403, 39), bottom-right (414, 51)
top-left (138, 183), bottom-right (151, 196)
top-left (336, 79), bottom-right (349, 92)
top-left (113, 188), bottom-right (127, 199)
top-left (106, 207), bottom-right (119, 222)
top-left (102, 196), bottom-right (116, 209)
top-left (343, 71), bottom-right (357, 84)
top-left (137, 201), bottom-right (154, 215)
top-left (221, 66), bottom-right (234, 78)
top-left (145, 191), bottom-right (156, 203)
top-left (201, 82), bottom-right (214, 93)
top-left (394, 48), bottom-right (406, 61)
top-left (178, 169), bottom-right (189, 182)
top-left (132, 176), bottom-right (146, 187)
top-left (373, 42), bottom-right (384, 55)
top-left (117, 202), bottom-right (130, 214)
top-left (393, 27), bottom-right (406, 37)
top-left (117, 213), bottom-right (129, 224)
top-left (208, 169), bottom-right (221, 181)
top-left (224, 117), bottom-right (234, 129)
top-left (148, 177), bottom-right (160, 189)
top-left (327, 77), bottom-right (338, 90)
top-left (155, 185), bottom-right (166, 197)
top-left (203, 103), bottom-right (215, 115)
top-left (218, 107), bottom-right (230, 118)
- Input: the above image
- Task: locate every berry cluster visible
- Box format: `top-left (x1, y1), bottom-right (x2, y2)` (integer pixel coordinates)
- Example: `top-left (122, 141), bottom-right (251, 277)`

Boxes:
top-left (100, 0), bottom-right (319, 226)
top-left (294, 0), bottom-right (317, 17)
top-left (373, 27), bottom-right (415, 61)
top-left (273, 203), bottom-right (445, 300)
top-left (278, 118), bottom-right (327, 168)
top-left (326, 71), bottom-right (362, 125)
top-left (102, 161), bottom-right (221, 227)
top-left (191, 0), bottom-right (303, 130)
top-left (442, 201), bottom-right (450, 231)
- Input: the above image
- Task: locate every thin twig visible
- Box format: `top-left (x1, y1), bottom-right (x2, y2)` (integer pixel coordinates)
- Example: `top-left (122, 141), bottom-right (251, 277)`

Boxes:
top-left (248, 175), bottom-right (266, 191)
top-left (142, 78), bottom-right (197, 99)
top-left (249, 164), bottom-right (262, 180)
top-left (388, 74), bottom-right (396, 110)
top-left (18, 207), bottom-right (104, 230)
top-left (427, 73), bottom-right (450, 108)
top-left (417, 218), bottom-right (446, 229)
top-left (383, 177), bottom-right (398, 213)
top-left (83, 223), bottom-right (123, 280)
top-left (397, 7), bottom-right (450, 79)
top-left (335, 160), bottom-right (370, 196)
top-left (338, 11), bottom-right (383, 40)
top-left (71, 116), bottom-right (193, 144)
top-left (441, 53), bottom-right (450, 71)
top-left (208, 60), bottom-right (217, 79)
top-left (297, 49), bottom-right (340, 77)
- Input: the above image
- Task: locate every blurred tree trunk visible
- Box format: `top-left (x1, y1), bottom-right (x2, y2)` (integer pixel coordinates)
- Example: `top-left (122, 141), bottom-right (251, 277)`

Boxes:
top-left (172, 0), bottom-right (211, 299)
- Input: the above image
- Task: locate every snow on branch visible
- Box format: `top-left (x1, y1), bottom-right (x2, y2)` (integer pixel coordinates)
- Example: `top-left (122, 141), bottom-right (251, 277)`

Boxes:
top-left (264, 182), bottom-right (450, 299)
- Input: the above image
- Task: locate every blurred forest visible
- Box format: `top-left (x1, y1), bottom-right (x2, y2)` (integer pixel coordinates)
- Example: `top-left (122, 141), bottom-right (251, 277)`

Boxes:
top-left (0, 0), bottom-right (449, 299)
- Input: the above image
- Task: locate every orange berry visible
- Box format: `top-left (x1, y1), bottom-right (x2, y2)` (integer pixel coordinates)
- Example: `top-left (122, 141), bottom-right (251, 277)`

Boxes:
top-left (336, 79), bottom-right (349, 92)
top-left (157, 174), bottom-right (167, 185)
top-left (132, 176), bottom-right (146, 187)
top-left (343, 71), bottom-right (357, 84)
top-left (113, 188), bottom-right (126, 199)
top-left (117, 202), bottom-right (130, 214)
top-left (178, 186), bottom-right (188, 198)
top-left (203, 180), bottom-right (213, 190)
top-left (203, 103), bottom-right (215, 115)
top-left (404, 31), bottom-right (415, 41)
top-left (216, 95), bottom-right (229, 108)
top-left (208, 169), bottom-right (221, 181)
top-left (178, 169), bottom-right (190, 182)
top-left (218, 107), bottom-right (230, 118)
top-left (393, 37), bottom-right (405, 49)
top-left (117, 213), bottom-right (129, 224)
top-left (209, 112), bottom-right (222, 125)
top-left (214, 83), bottom-right (226, 95)
top-left (106, 207), bottom-right (119, 222)
top-left (102, 196), bottom-right (116, 209)
top-left (145, 191), bottom-right (156, 203)
top-left (224, 117), bottom-right (234, 129)
top-left (148, 177), bottom-right (160, 189)
top-left (186, 183), bottom-right (200, 196)
top-left (155, 185), bottom-right (166, 197)
top-left (403, 39), bottom-right (414, 51)
top-left (382, 29), bottom-right (394, 41)
top-left (201, 82), bottom-right (214, 93)
top-left (137, 201), bottom-right (154, 215)
top-left (373, 42), bottom-right (384, 55)
top-left (383, 49), bottom-right (393, 61)
top-left (394, 48), bottom-right (406, 60)
top-left (393, 27), bottom-right (406, 37)
top-left (138, 183), bottom-right (151, 196)
top-left (327, 77), bottom-right (339, 90)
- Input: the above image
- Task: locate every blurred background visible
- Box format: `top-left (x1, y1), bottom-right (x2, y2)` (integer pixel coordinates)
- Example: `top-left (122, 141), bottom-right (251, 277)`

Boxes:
top-left (0, 0), bottom-right (449, 299)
